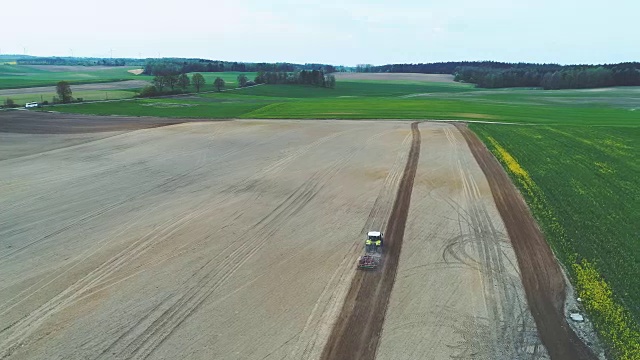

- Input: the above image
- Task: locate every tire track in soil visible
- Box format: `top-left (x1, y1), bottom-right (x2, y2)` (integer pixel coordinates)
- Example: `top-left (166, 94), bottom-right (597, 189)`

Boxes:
top-left (288, 130), bottom-right (412, 360)
top-left (94, 127), bottom-right (383, 360)
top-left (320, 122), bottom-right (421, 360)
top-left (441, 126), bottom-right (544, 359)
top-left (454, 124), bottom-right (596, 360)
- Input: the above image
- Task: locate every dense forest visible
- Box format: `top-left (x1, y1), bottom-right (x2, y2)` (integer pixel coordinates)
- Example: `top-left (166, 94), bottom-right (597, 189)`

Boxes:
top-left (358, 61), bottom-right (640, 89)
top-left (355, 61), bottom-right (561, 74)
top-left (454, 64), bottom-right (640, 89)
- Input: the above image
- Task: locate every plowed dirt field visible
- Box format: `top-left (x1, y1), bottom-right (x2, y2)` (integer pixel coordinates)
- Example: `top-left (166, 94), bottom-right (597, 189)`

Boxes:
top-left (0, 112), bottom-right (586, 359)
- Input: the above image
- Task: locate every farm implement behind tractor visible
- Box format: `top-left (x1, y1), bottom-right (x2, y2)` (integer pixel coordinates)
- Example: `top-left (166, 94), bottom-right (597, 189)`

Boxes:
top-left (357, 231), bottom-right (383, 270)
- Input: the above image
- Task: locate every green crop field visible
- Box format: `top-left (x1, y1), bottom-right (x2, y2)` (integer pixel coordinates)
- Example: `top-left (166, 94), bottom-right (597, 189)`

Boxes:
top-left (55, 81), bottom-right (640, 126)
top-left (471, 124), bottom-right (640, 359)
top-left (55, 97), bottom-right (272, 118)
top-left (0, 64), bottom-right (150, 90)
top-left (0, 68), bottom-right (258, 106)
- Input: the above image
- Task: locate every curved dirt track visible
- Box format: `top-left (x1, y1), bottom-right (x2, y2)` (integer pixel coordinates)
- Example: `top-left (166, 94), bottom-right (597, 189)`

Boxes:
top-left (456, 124), bottom-right (596, 360)
top-left (321, 123), bottom-right (421, 360)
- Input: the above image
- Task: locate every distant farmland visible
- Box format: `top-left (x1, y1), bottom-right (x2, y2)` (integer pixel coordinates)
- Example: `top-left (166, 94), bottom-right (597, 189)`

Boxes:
top-left (0, 64), bottom-right (149, 90)
top-left (54, 78), bottom-right (640, 126)
top-left (0, 67), bottom-right (260, 105)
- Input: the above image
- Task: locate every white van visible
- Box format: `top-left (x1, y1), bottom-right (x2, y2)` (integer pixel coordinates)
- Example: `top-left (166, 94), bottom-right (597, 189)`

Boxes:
top-left (25, 102), bottom-right (39, 108)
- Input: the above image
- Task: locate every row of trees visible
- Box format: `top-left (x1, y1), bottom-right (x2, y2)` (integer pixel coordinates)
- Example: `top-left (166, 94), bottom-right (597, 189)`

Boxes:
top-left (140, 69), bottom-right (336, 98)
top-left (143, 59), bottom-right (338, 76)
top-left (454, 64), bottom-right (640, 89)
top-left (355, 61), bottom-right (558, 74)
top-left (254, 70), bottom-right (336, 88)
top-left (141, 73), bottom-right (226, 97)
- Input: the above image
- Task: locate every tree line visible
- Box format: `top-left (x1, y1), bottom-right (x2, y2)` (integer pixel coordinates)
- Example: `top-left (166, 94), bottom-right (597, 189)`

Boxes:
top-left (355, 61), bottom-right (554, 74)
top-left (143, 59), bottom-right (337, 76)
top-left (357, 61), bottom-right (640, 90)
top-left (254, 70), bottom-right (336, 88)
top-left (142, 73), bottom-right (225, 96)
top-left (143, 69), bottom-right (336, 97)
top-left (454, 63), bottom-right (640, 89)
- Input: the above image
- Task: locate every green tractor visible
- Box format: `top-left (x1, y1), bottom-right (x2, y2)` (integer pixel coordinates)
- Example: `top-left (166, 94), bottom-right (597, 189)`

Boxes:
top-left (358, 231), bottom-right (383, 269)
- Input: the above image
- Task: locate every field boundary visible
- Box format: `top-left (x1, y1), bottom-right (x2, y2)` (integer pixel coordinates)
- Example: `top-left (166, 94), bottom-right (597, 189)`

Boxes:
top-left (455, 123), bottom-right (597, 360)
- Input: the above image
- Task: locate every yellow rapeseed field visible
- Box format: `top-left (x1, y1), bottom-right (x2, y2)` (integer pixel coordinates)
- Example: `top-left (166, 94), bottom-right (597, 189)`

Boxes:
top-left (574, 260), bottom-right (640, 360)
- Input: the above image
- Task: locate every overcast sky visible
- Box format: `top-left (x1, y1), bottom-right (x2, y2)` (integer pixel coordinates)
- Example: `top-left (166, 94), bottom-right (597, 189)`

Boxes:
top-left (3, 0), bottom-right (638, 65)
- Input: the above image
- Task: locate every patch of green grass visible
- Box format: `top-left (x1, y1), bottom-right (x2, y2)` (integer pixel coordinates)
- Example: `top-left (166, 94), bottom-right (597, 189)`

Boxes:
top-left (240, 97), bottom-right (639, 125)
top-left (470, 124), bottom-right (640, 359)
top-left (235, 81), bottom-right (472, 98)
top-left (53, 80), bottom-right (640, 126)
top-left (54, 97), bottom-right (271, 118)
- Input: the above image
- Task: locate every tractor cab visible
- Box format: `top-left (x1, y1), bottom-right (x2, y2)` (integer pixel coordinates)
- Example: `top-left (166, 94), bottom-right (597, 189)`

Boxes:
top-left (359, 231), bottom-right (384, 269)
top-left (365, 231), bottom-right (384, 253)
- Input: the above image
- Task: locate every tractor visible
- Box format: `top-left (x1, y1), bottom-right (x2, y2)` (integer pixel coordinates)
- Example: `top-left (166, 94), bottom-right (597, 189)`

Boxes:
top-left (357, 231), bottom-right (383, 270)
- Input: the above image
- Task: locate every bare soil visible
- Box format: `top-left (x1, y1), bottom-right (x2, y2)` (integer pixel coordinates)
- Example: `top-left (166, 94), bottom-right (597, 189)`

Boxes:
top-left (0, 110), bottom-right (192, 134)
top-left (0, 117), bottom-right (412, 359)
top-left (346, 123), bottom-right (550, 360)
top-left (333, 73), bottom-right (455, 82)
top-left (321, 123), bottom-right (421, 360)
top-left (0, 112), bottom-right (588, 360)
top-left (455, 124), bottom-right (597, 360)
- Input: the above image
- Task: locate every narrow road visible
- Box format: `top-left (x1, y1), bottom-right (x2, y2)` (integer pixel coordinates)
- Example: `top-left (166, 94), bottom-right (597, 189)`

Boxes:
top-left (321, 122), bottom-right (421, 360)
top-left (455, 124), bottom-right (596, 360)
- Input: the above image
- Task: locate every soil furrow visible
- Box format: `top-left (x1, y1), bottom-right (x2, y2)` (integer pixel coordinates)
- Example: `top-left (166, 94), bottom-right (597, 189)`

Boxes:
top-left (320, 122), bottom-right (421, 360)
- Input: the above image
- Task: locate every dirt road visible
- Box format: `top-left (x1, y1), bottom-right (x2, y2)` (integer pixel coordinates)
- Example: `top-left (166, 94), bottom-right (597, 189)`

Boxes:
top-left (321, 123), bottom-right (420, 360)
